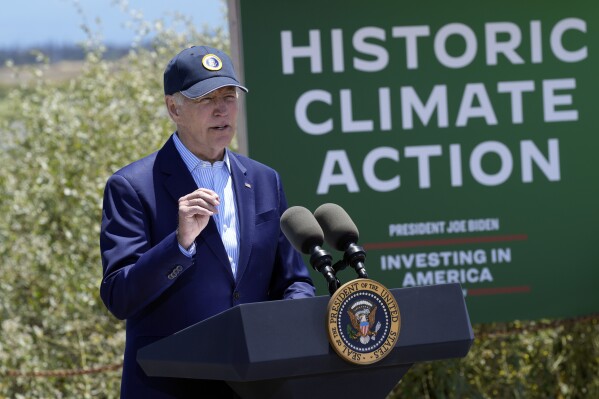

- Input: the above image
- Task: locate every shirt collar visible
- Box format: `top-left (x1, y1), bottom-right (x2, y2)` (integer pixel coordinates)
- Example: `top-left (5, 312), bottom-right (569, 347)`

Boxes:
top-left (173, 132), bottom-right (231, 173)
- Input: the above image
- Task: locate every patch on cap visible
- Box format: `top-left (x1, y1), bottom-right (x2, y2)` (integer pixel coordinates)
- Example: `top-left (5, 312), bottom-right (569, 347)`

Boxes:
top-left (202, 54), bottom-right (223, 71)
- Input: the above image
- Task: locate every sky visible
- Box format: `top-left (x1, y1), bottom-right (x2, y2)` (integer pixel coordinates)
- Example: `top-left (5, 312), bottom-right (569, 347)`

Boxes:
top-left (0, 0), bottom-right (226, 48)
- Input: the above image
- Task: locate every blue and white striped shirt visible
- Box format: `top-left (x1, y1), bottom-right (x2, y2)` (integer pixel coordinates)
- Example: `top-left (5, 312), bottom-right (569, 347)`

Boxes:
top-left (173, 133), bottom-right (240, 277)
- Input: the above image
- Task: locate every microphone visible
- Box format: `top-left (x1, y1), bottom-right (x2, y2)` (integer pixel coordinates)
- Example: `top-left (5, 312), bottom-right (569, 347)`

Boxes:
top-left (313, 203), bottom-right (368, 279)
top-left (280, 206), bottom-right (340, 295)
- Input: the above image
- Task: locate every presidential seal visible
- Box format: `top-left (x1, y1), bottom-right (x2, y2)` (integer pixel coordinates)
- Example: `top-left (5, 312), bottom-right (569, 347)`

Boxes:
top-left (326, 279), bottom-right (401, 365)
top-left (202, 54), bottom-right (223, 71)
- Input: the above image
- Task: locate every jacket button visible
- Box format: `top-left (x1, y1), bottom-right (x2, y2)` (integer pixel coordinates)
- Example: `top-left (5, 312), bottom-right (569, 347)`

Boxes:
top-left (233, 291), bottom-right (240, 300)
top-left (167, 265), bottom-right (183, 280)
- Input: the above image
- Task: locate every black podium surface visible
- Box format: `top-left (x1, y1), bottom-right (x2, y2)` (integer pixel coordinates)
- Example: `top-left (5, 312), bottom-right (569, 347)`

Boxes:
top-left (137, 283), bottom-right (473, 398)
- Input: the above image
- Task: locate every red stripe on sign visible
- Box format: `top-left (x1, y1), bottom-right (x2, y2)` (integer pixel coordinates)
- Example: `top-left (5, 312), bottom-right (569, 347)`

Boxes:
top-left (468, 285), bottom-right (531, 296)
top-left (363, 234), bottom-right (528, 250)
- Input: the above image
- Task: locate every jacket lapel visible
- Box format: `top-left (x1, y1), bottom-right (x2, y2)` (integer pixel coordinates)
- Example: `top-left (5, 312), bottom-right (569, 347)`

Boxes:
top-left (229, 153), bottom-right (254, 284)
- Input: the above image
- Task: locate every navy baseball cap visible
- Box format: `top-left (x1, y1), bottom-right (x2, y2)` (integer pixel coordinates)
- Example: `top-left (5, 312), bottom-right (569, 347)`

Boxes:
top-left (163, 45), bottom-right (248, 98)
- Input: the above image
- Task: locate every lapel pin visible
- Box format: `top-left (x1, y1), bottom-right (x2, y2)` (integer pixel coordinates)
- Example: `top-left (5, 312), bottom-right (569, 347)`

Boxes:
top-left (245, 183), bottom-right (252, 188)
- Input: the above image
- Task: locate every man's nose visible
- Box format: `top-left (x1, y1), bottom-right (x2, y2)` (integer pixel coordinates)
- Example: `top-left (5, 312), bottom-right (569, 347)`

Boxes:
top-left (213, 97), bottom-right (229, 114)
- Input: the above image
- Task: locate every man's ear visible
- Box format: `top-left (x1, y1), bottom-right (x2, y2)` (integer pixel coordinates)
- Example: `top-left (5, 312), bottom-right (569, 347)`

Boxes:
top-left (165, 95), bottom-right (179, 119)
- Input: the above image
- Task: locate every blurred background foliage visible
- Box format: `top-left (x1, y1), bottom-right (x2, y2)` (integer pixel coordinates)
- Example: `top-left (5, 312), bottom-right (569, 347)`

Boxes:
top-left (0, 4), bottom-right (230, 398)
top-left (0, 2), bottom-right (597, 398)
top-left (393, 317), bottom-right (598, 398)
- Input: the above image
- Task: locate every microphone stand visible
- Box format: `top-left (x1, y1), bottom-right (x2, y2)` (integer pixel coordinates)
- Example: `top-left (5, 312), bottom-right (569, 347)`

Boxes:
top-left (310, 246), bottom-right (341, 295)
top-left (332, 243), bottom-right (368, 279)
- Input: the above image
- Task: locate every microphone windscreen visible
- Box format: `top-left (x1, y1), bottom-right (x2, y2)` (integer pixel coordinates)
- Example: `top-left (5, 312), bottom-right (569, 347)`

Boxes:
top-left (314, 203), bottom-right (359, 251)
top-left (280, 206), bottom-right (325, 254)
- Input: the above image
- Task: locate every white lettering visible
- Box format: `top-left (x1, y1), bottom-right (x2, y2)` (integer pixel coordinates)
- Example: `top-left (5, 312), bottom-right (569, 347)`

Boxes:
top-left (485, 22), bottom-right (525, 65)
top-left (316, 150), bottom-right (360, 194)
top-left (353, 27), bottom-right (388, 72)
top-left (281, 30), bottom-right (322, 74)
top-left (550, 18), bottom-right (588, 63)
top-left (470, 141), bottom-right (513, 186)
top-left (434, 23), bottom-right (477, 68)
top-left (363, 147), bottom-right (400, 192)
top-left (543, 78), bottom-right (578, 122)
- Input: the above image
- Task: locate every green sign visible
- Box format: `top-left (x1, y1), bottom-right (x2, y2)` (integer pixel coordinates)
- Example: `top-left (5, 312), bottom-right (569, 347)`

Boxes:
top-left (233, 0), bottom-right (599, 323)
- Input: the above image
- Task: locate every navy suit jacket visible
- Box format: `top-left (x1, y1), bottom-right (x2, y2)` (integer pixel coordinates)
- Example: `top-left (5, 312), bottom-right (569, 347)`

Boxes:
top-left (100, 135), bottom-right (315, 398)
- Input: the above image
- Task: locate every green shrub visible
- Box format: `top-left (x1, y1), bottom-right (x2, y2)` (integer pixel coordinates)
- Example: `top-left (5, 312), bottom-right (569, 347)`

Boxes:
top-left (0, 10), bottom-right (229, 398)
top-left (390, 316), bottom-right (599, 399)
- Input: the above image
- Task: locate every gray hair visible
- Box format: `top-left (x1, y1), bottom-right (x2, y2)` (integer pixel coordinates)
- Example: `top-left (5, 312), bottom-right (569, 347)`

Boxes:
top-left (171, 92), bottom-right (186, 107)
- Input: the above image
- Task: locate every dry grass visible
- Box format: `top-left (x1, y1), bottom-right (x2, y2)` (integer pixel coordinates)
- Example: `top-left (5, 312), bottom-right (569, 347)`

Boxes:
top-left (0, 60), bottom-right (85, 87)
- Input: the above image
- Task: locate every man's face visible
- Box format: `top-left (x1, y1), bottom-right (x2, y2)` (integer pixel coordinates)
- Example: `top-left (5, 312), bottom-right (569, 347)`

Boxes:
top-left (173, 86), bottom-right (239, 162)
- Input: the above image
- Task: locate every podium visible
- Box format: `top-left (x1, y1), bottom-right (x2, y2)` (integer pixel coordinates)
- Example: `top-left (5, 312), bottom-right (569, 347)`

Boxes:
top-left (137, 283), bottom-right (474, 399)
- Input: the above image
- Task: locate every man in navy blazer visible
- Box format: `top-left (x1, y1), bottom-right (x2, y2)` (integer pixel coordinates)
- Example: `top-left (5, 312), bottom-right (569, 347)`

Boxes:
top-left (100, 45), bottom-right (315, 398)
